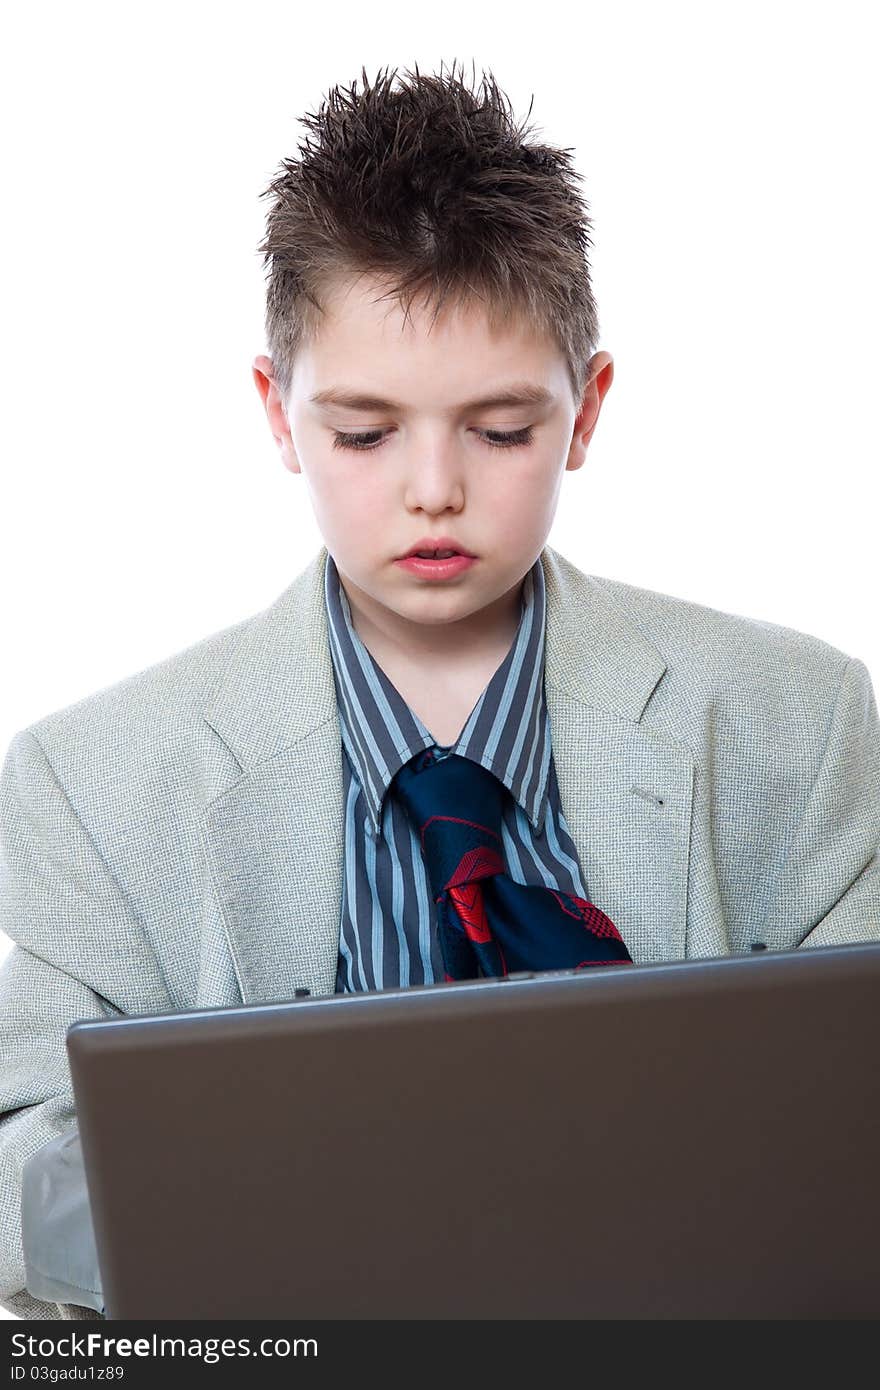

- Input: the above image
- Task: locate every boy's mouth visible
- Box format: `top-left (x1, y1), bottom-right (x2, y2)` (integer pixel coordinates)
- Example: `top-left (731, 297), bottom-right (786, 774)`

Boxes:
top-left (399, 536), bottom-right (476, 559)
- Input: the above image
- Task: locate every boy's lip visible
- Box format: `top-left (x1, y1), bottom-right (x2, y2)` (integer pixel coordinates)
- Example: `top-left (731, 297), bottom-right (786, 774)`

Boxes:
top-left (398, 536), bottom-right (476, 558)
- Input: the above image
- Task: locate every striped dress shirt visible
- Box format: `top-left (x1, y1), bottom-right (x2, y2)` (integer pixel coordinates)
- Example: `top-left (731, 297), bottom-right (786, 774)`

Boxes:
top-left (324, 550), bottom-right (595, 991)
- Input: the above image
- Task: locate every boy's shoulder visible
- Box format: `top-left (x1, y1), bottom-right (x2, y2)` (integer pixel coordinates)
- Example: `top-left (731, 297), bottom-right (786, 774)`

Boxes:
top-left (591, 571), bottom-right (853, 671)
top-left (554, 547), bottom-right (850, 671)
top-left (23, 609), bottom-right (255, 755)
top-left (543, 546), bottom-right (859, 727)
top-left (18, 552), bottom-right (329, 766)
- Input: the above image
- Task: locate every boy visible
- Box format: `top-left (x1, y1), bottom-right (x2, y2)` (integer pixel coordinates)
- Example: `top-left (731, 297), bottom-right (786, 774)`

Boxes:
top-left (1, 62), bottom-right (878, 1321)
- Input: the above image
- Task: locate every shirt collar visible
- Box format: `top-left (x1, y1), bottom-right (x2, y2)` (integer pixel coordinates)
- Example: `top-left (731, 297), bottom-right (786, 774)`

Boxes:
top-left (324, 552), bottom-right (552, 836)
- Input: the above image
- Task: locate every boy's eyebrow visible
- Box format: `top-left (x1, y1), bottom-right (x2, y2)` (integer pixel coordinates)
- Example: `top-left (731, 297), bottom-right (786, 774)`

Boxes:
top-left (308, 382), bottom-right (556, 413)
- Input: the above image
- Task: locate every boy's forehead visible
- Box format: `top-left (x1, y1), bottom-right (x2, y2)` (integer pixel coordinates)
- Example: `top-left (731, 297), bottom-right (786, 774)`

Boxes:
top-left (294, 269), bottom-right (567, 400)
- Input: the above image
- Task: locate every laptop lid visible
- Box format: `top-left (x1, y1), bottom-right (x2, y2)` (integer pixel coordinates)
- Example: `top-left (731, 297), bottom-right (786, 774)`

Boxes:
top-left (66, 944), bottom-right (880, 1319)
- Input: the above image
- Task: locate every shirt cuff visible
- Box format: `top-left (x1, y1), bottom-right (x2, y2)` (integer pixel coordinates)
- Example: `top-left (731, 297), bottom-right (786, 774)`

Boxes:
top-left (21, 1126), bottom-right (105, 1316)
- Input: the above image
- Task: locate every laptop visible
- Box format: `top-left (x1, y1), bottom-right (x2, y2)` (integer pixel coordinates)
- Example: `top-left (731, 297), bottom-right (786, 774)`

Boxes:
top-left (66, 943), bottom-right (880, 1319)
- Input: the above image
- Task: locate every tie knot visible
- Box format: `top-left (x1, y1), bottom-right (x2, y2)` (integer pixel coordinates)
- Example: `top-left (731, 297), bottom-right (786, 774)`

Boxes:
top-left (393, 750), bottom-right (508, 896)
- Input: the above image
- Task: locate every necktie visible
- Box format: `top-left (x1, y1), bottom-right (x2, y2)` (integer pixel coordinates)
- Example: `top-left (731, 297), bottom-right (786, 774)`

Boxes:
top-left (394, 748), bottom-right (633, 980)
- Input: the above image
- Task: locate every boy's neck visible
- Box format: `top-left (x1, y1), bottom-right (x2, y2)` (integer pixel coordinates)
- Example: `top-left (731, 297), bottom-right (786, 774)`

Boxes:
top-left (340, 575), bottom-right (525, 748)
top-left (340, 573), bottom-right (525, 674)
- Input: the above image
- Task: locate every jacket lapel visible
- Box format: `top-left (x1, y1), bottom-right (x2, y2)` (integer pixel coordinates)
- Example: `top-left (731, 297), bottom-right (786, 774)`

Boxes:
top-left (200, 544), bottom-right (695, 1003)
top-left (541, 547), bottom-right (694, 964)
top-left (201, 549), bottom-right (345, 1001)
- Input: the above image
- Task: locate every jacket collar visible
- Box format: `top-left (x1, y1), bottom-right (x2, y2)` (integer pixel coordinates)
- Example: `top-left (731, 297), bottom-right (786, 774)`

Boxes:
top-left (203, 543), bottom-right (668, 767)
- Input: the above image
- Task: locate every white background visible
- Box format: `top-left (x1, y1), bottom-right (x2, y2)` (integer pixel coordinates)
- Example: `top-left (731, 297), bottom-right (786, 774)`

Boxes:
top-left (1, 0), bottom-right (878, 1316)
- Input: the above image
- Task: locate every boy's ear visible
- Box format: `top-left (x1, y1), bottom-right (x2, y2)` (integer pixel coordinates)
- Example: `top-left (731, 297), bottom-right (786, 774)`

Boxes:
top-left (252, 354), bottom-right (302, 475)
top-left (566, 351), bottom-right (614, 472)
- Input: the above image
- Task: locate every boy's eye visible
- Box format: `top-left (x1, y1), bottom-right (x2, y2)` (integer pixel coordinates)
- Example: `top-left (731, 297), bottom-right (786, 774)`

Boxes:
top-left (332, 430), bottom-right (386, 451)
top-left (330, 427), bottom-right (534, 452)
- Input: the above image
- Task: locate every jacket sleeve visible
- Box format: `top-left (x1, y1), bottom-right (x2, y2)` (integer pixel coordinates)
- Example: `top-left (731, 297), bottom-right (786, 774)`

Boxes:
top-left (761, 656), bottom-right (880, 946)
top-left (0, 727), bottom-right (171, 1320)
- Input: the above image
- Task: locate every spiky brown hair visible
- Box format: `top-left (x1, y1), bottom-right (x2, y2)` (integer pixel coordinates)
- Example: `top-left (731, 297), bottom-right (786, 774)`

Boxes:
top-left (257, 60), bottom-right (600, 406)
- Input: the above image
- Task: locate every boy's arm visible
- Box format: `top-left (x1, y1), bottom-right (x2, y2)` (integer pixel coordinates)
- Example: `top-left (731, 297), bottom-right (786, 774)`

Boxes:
top-left (761, 656), bottom-right (880, 946)
top-left (0, 727), bottom-right (171, 1320)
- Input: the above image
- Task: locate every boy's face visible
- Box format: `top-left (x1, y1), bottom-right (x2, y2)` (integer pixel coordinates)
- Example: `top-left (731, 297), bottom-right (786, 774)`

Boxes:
top-left (253, 271), bottom-right (612, 647)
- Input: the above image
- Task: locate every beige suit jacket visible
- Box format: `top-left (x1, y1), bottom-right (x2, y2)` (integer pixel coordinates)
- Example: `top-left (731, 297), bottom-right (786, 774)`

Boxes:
top-left (1, 544), bottom-right (878, 1318)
